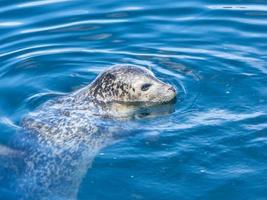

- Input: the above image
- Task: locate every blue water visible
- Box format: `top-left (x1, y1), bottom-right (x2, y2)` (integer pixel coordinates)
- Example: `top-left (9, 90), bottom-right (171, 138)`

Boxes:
top-left (0, 0), bottom-right (267, 199)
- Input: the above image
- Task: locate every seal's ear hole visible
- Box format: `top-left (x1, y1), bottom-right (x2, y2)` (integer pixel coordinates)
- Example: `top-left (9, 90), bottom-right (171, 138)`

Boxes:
top-left (141, 83), bottom-right (152, 91)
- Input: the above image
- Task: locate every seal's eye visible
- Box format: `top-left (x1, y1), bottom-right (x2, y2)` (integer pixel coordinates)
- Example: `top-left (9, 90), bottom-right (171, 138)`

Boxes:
top-left (141, 83), bottom-right (152, 91)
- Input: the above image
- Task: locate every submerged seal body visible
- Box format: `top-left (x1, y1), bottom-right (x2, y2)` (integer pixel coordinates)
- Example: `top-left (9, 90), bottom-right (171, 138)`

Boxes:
top-left (10, 65), bottom-right (176, 200)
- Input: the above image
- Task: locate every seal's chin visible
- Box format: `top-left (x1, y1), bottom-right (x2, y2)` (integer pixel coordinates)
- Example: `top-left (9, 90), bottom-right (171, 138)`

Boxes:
top-left (159, 92), bottom-right (177, 104)
top-left (106, 96), bottom-right (176, 119)
top-left (134, 94), bottom-right (177, 119)
top-left (133, 102), bottom-right (176, 119)
top-left (145, 90), bottom-right (177, 106)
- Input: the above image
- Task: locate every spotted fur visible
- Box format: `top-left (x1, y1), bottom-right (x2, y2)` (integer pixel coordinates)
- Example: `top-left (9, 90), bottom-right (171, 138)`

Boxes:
top-left (11, 65), bottom-right (176, 200)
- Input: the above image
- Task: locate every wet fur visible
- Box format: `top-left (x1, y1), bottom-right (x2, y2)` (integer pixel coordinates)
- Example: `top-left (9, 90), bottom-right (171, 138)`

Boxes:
top-left (10, 65), bottom-right (176, 200)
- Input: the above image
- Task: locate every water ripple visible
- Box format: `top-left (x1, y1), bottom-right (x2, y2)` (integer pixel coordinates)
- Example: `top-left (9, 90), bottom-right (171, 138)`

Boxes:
top-left (0, 0), bottom-right (266, 199)
top-left (0, 21), bottom-right (23, 27)
top-left (207, 5), bottom-right (267, 12)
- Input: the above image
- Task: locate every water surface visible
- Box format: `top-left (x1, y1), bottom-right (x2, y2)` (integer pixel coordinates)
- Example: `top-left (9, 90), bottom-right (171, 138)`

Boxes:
top-left (0, 0), bottom-right (267, 199)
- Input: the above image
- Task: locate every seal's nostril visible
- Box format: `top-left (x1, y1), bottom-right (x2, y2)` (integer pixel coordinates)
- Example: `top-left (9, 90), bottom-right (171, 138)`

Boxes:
top-left (168, 87), bottom-right (176, 93)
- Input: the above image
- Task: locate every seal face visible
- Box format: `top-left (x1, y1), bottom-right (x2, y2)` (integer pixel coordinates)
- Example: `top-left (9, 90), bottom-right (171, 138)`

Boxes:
top-left (87, 65), bottom-right (176, 106)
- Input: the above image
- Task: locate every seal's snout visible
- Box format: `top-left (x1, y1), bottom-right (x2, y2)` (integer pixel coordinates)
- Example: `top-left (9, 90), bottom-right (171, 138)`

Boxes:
top-left (157, 83), bottom-right (177, 104)
top-left (168, 86), bottom-right (176, 93)
top-left (167, 85), bottom-right (177, 102)
top-left (168, 86), bottom-right (176, 100)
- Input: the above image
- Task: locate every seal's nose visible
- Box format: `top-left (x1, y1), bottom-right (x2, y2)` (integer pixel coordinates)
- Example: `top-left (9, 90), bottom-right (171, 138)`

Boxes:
top-left (168, 86), bottom-right (176, 93)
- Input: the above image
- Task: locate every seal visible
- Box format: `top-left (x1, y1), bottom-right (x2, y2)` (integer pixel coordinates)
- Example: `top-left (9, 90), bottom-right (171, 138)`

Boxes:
top-left (10, 65), bottom-right (176, 200)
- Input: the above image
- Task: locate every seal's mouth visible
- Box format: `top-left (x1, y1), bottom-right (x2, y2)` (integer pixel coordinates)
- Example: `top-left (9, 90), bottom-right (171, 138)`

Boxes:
top-left (159, 85), bottom-right (177, 103)
top-left (133, 101), bottom-right (176, 119)
top-left (163, 94), bottom-right (177, 104)
top-left (111, 96), bottom-right (176, 107)
top-left (105, 92), bottom-right (177, 119)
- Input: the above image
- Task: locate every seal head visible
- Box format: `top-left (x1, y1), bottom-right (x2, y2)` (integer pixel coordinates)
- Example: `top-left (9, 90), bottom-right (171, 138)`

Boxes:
top-left (87, 65), bottom-right (176, 106)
